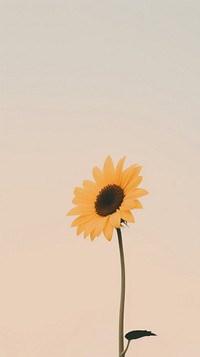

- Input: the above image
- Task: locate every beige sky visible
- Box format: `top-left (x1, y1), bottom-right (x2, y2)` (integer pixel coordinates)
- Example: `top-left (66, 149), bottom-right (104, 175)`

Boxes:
top-left (1, 1), bottom-right (200, 356)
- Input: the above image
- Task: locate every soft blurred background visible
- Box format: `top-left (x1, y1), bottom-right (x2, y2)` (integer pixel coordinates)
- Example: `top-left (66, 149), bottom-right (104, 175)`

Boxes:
top-left (1, 1), bottom-right (200, 356)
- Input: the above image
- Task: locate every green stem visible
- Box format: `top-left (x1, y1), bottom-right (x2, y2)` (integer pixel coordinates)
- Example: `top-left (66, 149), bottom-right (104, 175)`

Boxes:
top-left (117, 228), bottom-right (126, 357)
top-left (121, 340), bottom-right (131, 356)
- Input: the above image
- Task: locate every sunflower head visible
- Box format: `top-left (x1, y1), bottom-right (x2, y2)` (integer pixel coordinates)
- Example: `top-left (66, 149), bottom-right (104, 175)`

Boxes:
top-left (67, 156), bottom-right (148, 241)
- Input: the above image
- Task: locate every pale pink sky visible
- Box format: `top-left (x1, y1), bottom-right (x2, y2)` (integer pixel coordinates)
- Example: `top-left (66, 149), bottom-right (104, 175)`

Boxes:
top-left (1, 1), bottom-right (200, 356)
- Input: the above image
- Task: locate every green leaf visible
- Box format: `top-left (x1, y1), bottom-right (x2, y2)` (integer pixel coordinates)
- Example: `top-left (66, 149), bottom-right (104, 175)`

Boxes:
top-left (125, 330), bottom-right (157, 340)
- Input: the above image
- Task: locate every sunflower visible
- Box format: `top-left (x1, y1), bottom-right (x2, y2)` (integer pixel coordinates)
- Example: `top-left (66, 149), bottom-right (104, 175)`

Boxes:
top-left (67, 156), bottom-right (148, 241)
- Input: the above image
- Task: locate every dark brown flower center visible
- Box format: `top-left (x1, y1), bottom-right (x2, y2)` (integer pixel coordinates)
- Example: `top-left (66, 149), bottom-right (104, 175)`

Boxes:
top-left (95, 184), bottom-right (124, 217)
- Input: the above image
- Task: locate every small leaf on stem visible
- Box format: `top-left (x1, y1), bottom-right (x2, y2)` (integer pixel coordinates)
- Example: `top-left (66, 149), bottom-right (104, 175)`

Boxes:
top-left (125, 330), bottom-right (157, 340)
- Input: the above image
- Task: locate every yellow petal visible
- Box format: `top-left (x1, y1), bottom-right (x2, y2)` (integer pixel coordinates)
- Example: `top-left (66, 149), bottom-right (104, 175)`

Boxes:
top-left (84, 231), bottom-right (89, 239)
top-left (73, 203), bottom-right (94, 209)
top-left (120, 199), bottom-right (139, 210)
top-left (133, 199), bottom-right (143, 208)
top-left (124, 176), bottom-right (143, 194)
top-left (83, 215), bottom-right (101, 238)
top-left (103, 155), bottom-right (115, 182)
top-left (114, 156), bottom-right (126, 185)
top-left (103, 220), bottom-right (114, 241)
top-left (90, 230), bottom-right (96, 241)
top-left (71, 213), bottom-right (96, 227)
top-left (125, 188), bottom-right (149, 200)
top-left (124, 166), bottom-right (143, 190)
top-left (120, 210), bottom-right (135, 222)
top-left (109, 210), bottom-right (121, 228)
top-left (92, 167), bottom-right (106, 187)
top-left (67, 206), bottom-right (95, 216)
top-left (82, 180), bottom-right (99, 194)
top-left (77, 224), bottom-right (85, 235)
top-left (72, 197), bottom-right (85, 205)
top-left (121, 165), bottom-right (138, 188)
top-left (72, 197), bottom-right (94, 205)
top-left (93, 216), bottom-right (108, 237)
top-left (74, 187), bottom-right (96, 199)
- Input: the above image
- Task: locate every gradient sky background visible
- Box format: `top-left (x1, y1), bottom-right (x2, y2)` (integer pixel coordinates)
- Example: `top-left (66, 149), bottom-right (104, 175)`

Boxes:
top-left (1, 1), bottom-right (200, 356)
